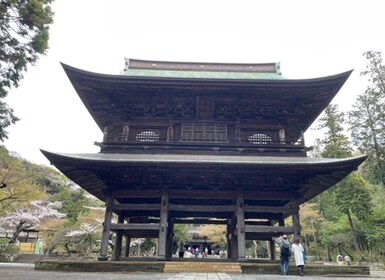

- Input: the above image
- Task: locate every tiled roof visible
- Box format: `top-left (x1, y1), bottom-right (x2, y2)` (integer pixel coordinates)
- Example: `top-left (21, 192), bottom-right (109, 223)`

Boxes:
top-left (123, 58), bottom-right (284, 80)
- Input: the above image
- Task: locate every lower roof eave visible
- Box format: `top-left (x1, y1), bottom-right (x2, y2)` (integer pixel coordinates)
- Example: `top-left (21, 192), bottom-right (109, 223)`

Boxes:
top-left (40, 150), bottom-right (367, 206)
top-left (41, 150), bottom-right (367, 168)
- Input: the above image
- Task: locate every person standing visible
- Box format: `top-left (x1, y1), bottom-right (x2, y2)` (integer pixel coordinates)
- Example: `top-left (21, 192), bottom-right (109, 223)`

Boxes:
top-left (275, 235), bottom-right (291, 275)
top-left (291, 238), bottom-right (305, 276)
top-left (178, 240), bottom-right (185, 258)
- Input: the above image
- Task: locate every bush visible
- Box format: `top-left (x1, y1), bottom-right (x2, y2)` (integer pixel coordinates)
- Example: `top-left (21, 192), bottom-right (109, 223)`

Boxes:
top-left (0, 243), bottom-right (20, 255)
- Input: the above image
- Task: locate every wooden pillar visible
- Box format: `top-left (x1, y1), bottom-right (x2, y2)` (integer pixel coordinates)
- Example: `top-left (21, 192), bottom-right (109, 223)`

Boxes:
top-left (167, 122), bottom-right (174, 142)
top-left (279, 128), bottom-right (285, 144)
top-left (278, 217), bottom-right (285, 227)
top-left (113, 215), bottom-right (124, 260)
top-left (269, 237), bottom-right (276, 260)
top-left (292, 203), bottom-right (301, 241)
top-left (122, 124), bottom-right (129, 141)
top-left (98, 192), bottom-right (114, 261)
top-left (226, 219), bottom-right (232, 259)
top-left (268, 219), bottom-right (276, 260)
top-left (124, 235), bottom-right (131, 257)
top-left (157, 191), bottom-right (169, 260)
top-left (236, 192), bottom-right (246, 260)
top-left (235, 121), bottom-right (241, 143)
top-left (166, 217), bottom-right (174, 259)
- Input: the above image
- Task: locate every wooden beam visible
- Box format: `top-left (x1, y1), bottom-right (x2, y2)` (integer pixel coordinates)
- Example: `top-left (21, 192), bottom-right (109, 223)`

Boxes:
top-left (245, 205), bottom-right (292, 213)
top-left (110, 223), bottom-right (160, 231)
top-left (173, 218), bottom-right (227, 225)
top-left (169, 204), bottom-right (234, 212)
top-left (245, 221), bottom-right (271, 226)
top-left (245, 225), bottom-right (294, 234)
top-left (113, 203), bottom-right (161, 211)
top-left (113, 188), bottom-right (291, 200)
top-left (113, 189), bottom-right (162, 198)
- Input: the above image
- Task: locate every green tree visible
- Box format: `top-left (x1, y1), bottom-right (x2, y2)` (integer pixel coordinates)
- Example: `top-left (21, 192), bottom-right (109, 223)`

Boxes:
top-left (312, 103), bottom-right (373, 261)
top-left (196, 225), bottom-right (227, 249)
top-left (317, 104), bottom-right (353, 158)
top-left (52, 187), bottom-right (89, 224)
top-left (313, 104), bottom-right (352, 222)
top-left (173, 224), bottom-right (193, 244)
top-left (348, 51), bottom-right (385, 188)
top-left (300, 203), bottom-right (322, 259)
top-left (334, 173), bottom-right (373, 259)
top-left (0, 0), bottom-right (54, 140)
top-left (0, 147), bottom-right (47, 214)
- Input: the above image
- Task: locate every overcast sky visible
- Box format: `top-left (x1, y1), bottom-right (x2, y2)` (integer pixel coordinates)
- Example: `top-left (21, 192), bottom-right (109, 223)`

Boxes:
top-left (3, 0), bottom-right (385, 165)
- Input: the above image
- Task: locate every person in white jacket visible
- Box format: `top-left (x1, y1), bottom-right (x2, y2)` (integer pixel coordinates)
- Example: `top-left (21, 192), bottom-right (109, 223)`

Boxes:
top-left (291, 238), bottom-right (305, 276)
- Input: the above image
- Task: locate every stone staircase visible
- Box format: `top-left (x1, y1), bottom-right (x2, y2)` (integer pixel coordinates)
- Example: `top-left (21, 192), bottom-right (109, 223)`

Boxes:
top-left (164, 261), bottom-right (242, 273)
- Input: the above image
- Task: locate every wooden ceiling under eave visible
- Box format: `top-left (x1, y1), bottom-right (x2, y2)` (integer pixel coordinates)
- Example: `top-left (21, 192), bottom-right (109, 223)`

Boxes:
top-left (41, 150), bottom-right (367, 214)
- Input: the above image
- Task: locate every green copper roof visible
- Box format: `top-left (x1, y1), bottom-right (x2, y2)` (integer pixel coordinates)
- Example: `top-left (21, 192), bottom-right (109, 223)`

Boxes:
top-left (122, 59), bottom-right (284, 80)
top-left (123, 69), bottom-right (284, 80)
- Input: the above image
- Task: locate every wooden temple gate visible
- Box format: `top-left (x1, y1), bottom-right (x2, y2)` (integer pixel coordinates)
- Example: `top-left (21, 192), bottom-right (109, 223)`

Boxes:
top-left (42, 59), bottom-right (366, 262)
top-left (98, 189), bottom-right (300, 261)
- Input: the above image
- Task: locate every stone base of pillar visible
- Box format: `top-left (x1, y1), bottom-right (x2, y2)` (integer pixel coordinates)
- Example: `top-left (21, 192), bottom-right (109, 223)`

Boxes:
top-left (237, 257), bottom-right (248, 262)
top-left (98, 255), bottom-right (109, 261)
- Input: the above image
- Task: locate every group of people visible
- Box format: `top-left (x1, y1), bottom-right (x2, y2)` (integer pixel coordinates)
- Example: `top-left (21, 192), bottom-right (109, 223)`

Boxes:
top-left (178, 241), bottom-right (209, 258)
top-left (276, 234), bottom-right (306, 276)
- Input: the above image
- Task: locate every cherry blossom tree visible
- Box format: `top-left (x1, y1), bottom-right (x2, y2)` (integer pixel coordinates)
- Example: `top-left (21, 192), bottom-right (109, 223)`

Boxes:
top-left (0, 200), bottom-right (65, 244)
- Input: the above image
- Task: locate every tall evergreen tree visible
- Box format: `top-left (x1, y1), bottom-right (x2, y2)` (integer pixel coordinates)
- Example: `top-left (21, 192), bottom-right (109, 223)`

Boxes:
top-left (0, 0), bottom-right (54, 140)
top-left (314, 104), bottom-right (372, 260)
top-left (348, 51), bottom-right (385, 188)
top-left (317, 104), bottom-right (353, 158)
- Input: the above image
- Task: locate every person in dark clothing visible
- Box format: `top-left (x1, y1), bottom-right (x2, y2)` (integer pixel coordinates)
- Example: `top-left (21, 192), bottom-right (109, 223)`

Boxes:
top-left (275, 235), bottom-right (291, 275)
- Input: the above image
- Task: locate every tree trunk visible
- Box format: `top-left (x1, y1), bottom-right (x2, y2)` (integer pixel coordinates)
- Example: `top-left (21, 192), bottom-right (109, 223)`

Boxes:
top-left (8, 221), bottom-right (26, 244)
top-left (310, 219), bottom-right (321, 260)
top-left (346, 209), bottom-right (363, 260)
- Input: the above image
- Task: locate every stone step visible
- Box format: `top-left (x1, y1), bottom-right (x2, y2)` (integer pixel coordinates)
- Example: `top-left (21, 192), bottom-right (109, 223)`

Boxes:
top-left (164, 262), bottom-right (242, 273)
top-left (13, 254), bottom-right (44, 263)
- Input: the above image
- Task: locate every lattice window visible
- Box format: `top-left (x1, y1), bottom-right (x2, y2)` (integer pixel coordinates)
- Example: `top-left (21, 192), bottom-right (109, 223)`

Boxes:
top-left (135, 130), bottom-right (160, 142)
top-left (248, 133), bottom-right (272, 144)
top-left (181, 122), bottom-right (227, 142)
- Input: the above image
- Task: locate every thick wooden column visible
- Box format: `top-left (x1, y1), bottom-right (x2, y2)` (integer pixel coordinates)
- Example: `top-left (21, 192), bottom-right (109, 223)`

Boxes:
top-left (98, 192), bottom-right (114, 261)
top-left (166, 218), bottom-right (174, 259)
top-left (113, 215), bottom-right (124, 260)
top-left (236, 192), bottom-right (246, 260)
top-left (124, 235), bottom-right (131, 257)
top-left (157, 191), bottom-right (169, 260)
top-left (292, 203), bottom-right (301, 241)
top-left (269, 237), bottom-right (276, 260)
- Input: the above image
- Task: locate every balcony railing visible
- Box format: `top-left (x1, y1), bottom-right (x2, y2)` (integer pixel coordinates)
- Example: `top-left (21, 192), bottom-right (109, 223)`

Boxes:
top-left (106, 135), bottom-right (304, 147)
